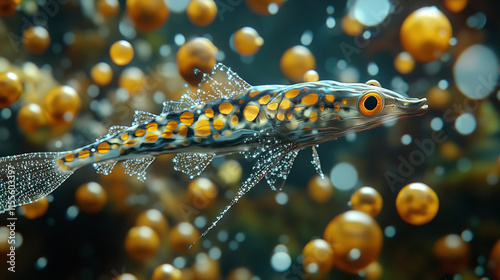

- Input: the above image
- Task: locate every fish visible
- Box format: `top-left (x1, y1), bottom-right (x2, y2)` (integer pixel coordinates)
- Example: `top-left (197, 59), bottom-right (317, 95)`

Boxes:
top-left (0, 63), bottom-right (427, 241)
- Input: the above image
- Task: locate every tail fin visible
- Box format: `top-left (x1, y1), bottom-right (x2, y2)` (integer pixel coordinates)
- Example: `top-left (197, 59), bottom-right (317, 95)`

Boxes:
top-left (0, 152), bottom-right (74, 213)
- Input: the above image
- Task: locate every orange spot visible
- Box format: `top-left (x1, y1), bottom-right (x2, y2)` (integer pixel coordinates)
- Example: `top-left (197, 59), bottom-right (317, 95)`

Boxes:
top-left (249, 91), bottom-right (261, 97)
top-left (213, 133), bottom-right (220, 140)
top-left (277, 112), bottom-right (285, 121)
top-left (166, 120), bottom-right (178, 130)
top-left (124, 140), bottom-right (138, 147)
top-left (61, 164), bottom-right (70, 171)
top-left (267, 100), bottom-right (279, 111)
top-left (219, 102), bottom-right (233, 114)
top-left (342, 99), bottom-right (348, 105)
top-left (57, 159), bottom-right (63, 166)
top-left (213, 119), bottom-right (224, 130)
top-left (325, 94), bottom-right (334, 102)
top-left (194, 119), bottom-right (211, 137)
top-left (258, 95), bottom-right (270, 105)
top-left (320, 104), bottom-right (325, 112)
top-left (162, 129), bottom-right (173, 138)
top-left (121, 133), bottom-right (129, 141)
top-left (279, 99), bottom-right (291, 110)
top-left (78, 150), bottom-right (90, 159)
top-left (177, 126), bottom-right (188, 137)
top-left (182, 140), bottom-right (190, 146)
top-left (285, 88), bottom-right (300, 99)
top-left (135, 128), bottom-right (146, 137)
top-left (334, 103), bottom-right (341, 111)
top-left (286, 112), bottom-right (294, 120)
top-left (180, 112), bottom-right (194, 125)
top-left (302, 94), bottom-right (318, 105)
top-left (97, 142), bottom-right (110, 154)
top-left (205, 108), bottom-right (214, 118)
top-left (146, 122), bottom-right (158, 132)
top-left (145, 133), bottom-right (159, 142)
top-left (112, 144), bottom-right (120, 150)
top-left (224, 130), bottom-right (232, 136)
top-left (333, 115), bottom-right (341, 120)
top-left (65, 153), bottom-right (75, 162)
top-left (239, 99), bottom-right (244, 104)
top-left (310, 112), bottom-right (318, 122)
top-left (243, 105), bottom-right (260, 121)
top-left (303, 126), bottom-right (312, 132)
top-left (231, 115), bottom-right (239, 125)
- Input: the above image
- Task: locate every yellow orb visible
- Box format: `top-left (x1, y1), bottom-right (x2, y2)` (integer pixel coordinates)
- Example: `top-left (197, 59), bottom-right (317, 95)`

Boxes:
top-left (136, 209), bottom-right (169, 236)
top-left (98, 0), bottom-right (120, 18)
top-left (187, 0), bottom-right (217, 27)
top-left (169, 222), bottom-right (199, 252)
top-left (119, 67), bottom-right (145, 95)
top-left (307, 175), bottom-right (333, 203)
top-left (302, 239), bottom-right (334, 274)
top-left (44, 85), bottom-right (81, 125)
top-left (427, 86), bottom-right (451, 110)
top-left (342, 15), bottom-right (364, 36)
top-left (303, 70), bottom-right (319, 82)
top-left (0, 0), bottom-right (21, 16)
top-left (17, 103), bottom-right (46, 133)
top-left (193, 253), bottom-right (220, 280)
top-left (396, 182), bottom-right (439, 225)
top-left (0, 71), bottom-right (22, 108)
top-left (433, 234), bottom-right (469, 274)
top-left (114, 273), bottom-right (138, 280)
top-left (394, 52), bottom-right (415, 74)
top-left (217, 159), bottom-right (243, 186)
top-left (363, 261), bottom-right (382, 280)
top-left (176, 37), bottom-right (218, 85)
top-left (227, 267), bottom-right (253, 280)
top-left (125, 226), bottom-right (160, 260)
top-left (110, 40), bottom-right (134, 66)
top-left (151, 263), bottom-right (182, 280)
top-left (127, 0), bottom-right (169, 32)
top-left (21, 197), bottom-right (49, 219)
top-left (232, 27), bottom-right (264, 56)
top-left (439, 141), bottom-right (461, 160)
top-left (0, 227), bottom-right (10, 253)
top-left (91, 62), bottom-right (113, 86)
top-left (489, 239), bottom-right (500, 280)
top-left (349, 186), bottom-right (383, 217)
top-left (280, 45), bottom-right (316, 83)
top-left (246, 0), bottom-right (283, 16)
top-left (323, 210), bottom-right (382, 273)
top-left (187, 177), bottom-right (218, 209)
top-left (75, 182), bottom-right (108, 214)
top-left (400, 6), bottom-right (452, 62)
top-left (23, 26), bottom-right (51, 55)
top-left (444, 0), bottom-right (467, 13)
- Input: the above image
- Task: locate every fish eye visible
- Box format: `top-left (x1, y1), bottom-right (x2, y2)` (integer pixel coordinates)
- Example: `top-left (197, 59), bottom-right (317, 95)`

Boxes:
top-left (359, 91), bottom-right (383, 116)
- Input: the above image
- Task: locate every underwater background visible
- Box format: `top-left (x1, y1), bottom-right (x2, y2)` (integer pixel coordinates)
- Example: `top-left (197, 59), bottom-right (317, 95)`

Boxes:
top-left (0, 0), bottom-right (500, 279)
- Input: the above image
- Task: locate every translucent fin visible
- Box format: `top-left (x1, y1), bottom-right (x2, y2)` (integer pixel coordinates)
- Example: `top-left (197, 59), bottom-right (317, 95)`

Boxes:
top-left (96, 125), bottom-right (128, 141)
top-left (162, 63), bottom-right (251, 114)
top-left (190, 143), bottom-right (296, 248)
top-left (124, 157), bottom-right (155, 182)
top-left (0, 152), bottom-right (74, 213)
top-left (132, 110), bottom-right (158, 126)
top-left (93, 160), bottom-right (117, 175)
top-left (265, 150), bottom-right (299, 191)
top-left (173, 153), bottom-right (214, 179)
top-left (311, 146), bottom-right (325, 179)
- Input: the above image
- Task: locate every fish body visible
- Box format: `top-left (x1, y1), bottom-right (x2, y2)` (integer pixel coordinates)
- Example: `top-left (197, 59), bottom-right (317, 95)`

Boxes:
top-left (0, 64), bottom-right (427, 239)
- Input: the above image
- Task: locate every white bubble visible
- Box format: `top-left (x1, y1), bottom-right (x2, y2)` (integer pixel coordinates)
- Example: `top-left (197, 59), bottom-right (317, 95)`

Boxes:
top-left (363, 30), bottom-right (371, 39)
top-left (454, 45), bottom-right (499, 99)
top-left (367, 62), bottom-right (379, 76)
top-left (270, 252), bottom-right (292, 272)
top-left (274, 244), bottom-right (288, 253)
top-left (339, 67), bottom-right (360, 83)
top-left (461, 229), bottom-right (473, 242)
top-left (194, 216), bottom-right (207, 228)
top-left (235, 232), bottom-right (246, 242)
top-left (455, 113), bottom-right (476, 135)
top-left (430, 117), bottom-right (444, 131)
top-left (209, 246), bottom-right (222, 260)
top-left (445, 234), bottom-right (462, 249)
top-left (326, 16), bottom-right (336, 28)
top-left (345, 132), bottom-right (357, 142)
top-left (36, 257), bottom-right (47, 270)
top-left (475, 266), bottom-right (485, 276)
top-left (300, 30), bottom-right (313, 46)
top-left (326, 5), bottom-right (334, 14)
top-left (330, 162), bottom-right (358, 191)
top-left (438, 79), bottom-right (449, 90)
top-left (401, 134), bottom-right (412, 145)
top-left (348, 248), bottom-right (361, 260)
top-left (350, 0), bottom-right (391, 26)
top-left (66, 205), bottom-right (79, 220)
top-left (337, 59), bottom-right (347, 70)
top-left (174, 34), bottom-right (186, 46)
top-left (384, 226), bottom-right (396, 238)
top-left (217, 230), bottom-right (228, 242)
top-left (449, 37), bottom-right (458, 46)
top-left (169, 0), bottom-right (190, 13)
top-left (268, 3), bottom-right (279, 14)
top-left (457, 158), bottom-right (472, 172)
top-left (275, 192), bottom-right (288, 205)
top-left (487, 173), bottom-right (499, 185)
top-left (173, 256), bottom-right (186, 269)
top-left (1, 108), bottom-right (11, 119)
top-left (434, 166), bottom-right (445, 176)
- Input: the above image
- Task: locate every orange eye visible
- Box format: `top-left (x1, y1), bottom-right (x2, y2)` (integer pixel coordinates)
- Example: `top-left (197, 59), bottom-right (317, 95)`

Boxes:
top-left (359, 91), bottom-right (383, 116)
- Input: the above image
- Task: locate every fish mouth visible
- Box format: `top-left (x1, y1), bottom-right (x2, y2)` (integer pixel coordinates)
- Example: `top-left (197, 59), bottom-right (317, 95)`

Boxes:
top-left (398, 97), bottom-right (428, 116)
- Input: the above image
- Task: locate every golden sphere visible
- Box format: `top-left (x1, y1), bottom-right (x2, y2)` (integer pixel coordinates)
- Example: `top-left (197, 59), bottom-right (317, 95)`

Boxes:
top-left (396, 182), bottom-right (439, 225)
top-left (303, 70), bottom-right (319, 82)
top-left (91, 62), bottom-right (113, 86)
top-left (302, 239), bottom-right (334, 274)
top-left (0, 227), bottom-right (10, 253)
top-left (110, 40), bottom-right (134, 66)
top-left (246, 0), bottom-right (283, 16)
top-left (217, 159), bottom-right (243, 186)
top-left (169, 222), bottom-right (199, 252)
top-left (400, 6), bottom-right (452, 62)
top-left (394, 52), bottom-right (415, 74)
top-left (341, 15), bottom-right (364, 36)
top-left (427, 86), bottom-right (451, 110)
top-left (489, 239), bottom-right (500, 280)
top-left (127, 0), bottom-right (169, 32)
top-left (187, 177), bottom-right (218, 209)
top-left (125, 226), bottom-right (160, 260)
top-left (349, 186), bottom-right (383, 217)
top-left (75, 182), bottom-right (108, 214)
top-left (114, 273), bottom-right (138, 280)
top-left (323, 210), bottom-right (382, 273)
top-left (17, 103), bottom-right (46, 133)
top-left (227, 267), bottom-right (253, 280)
top-left (136, 209), bottom-right (169, 236)
top-left (187, 0), bottom-right (217, 27)
top-left (44, 85), bottom-right (81, 125)
top-left (151, 263), bottom-right (182, 280)
top-left (307, 175), bottom-right (333, 203)
top-left (21, 197), bottom-right (49, 219)
top-left (98, 0), bottom-right (120, 18)
top-left (0, 0), bottom-right (21, 16)
top-left (176, 37), bottom-right (218, 85)
top-left (363, 261), bottom-right (382, 280)
top-left (433, 234), bottom-right (469, 274)
top-left (119, 67), bottom-right (145, 95)
top-left (193, 253), bottom-right (220, 280)
top-left (23, 26), bottom-right (51, 55)
top-left (444, 0), bottom-right (467, 13)
top-left (280, 45), bottom-right (316, 83)
top-left (439, 141), bottom-right (461, 160)
top-left (0, 71), bottom-right (22, 108)
top-left (232, 27), bottom-right (264, 56)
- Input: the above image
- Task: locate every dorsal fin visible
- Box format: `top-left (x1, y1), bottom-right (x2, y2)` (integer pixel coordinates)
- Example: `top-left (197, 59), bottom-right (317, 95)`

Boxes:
top-left (162, 63), bottom-right (251, 114)
top-left (93, 160), bottom-right (117, 175)
top-left (133, 110), bottom-right (158, 126)
top-left (124, 157), bottom-right (155, 182)
top-left (173, 153), bottom-right (214, 179)
top-left (265, 150), bottom-right (299, 191)
top-left (311, 146), bottom-right (325, 179)
top-left (96, 125), bottom-right (129, 141)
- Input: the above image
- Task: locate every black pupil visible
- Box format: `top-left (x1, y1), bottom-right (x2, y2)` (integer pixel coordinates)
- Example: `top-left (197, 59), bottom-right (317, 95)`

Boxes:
top-left (364, 96), bottom-right (378, 111)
